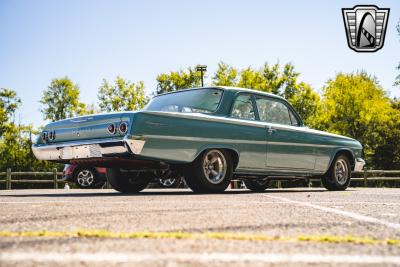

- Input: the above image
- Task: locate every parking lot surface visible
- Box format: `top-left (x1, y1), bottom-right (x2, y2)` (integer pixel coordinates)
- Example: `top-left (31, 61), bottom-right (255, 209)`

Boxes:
top-left (1, 188), bottom-right (400, 266)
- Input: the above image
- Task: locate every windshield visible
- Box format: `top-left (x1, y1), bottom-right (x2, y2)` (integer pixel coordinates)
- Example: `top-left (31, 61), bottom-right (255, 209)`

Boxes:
top-left (145, 88), bottom-right (223, 113)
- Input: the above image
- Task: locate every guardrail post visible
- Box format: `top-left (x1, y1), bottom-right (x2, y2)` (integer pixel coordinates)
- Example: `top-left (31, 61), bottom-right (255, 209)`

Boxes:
top-left (6, 168), bottom-right (11, 190)
top-left (53, 168), bottom-right (58, 189)
top-left (363, 168), bottom-right (368, 187)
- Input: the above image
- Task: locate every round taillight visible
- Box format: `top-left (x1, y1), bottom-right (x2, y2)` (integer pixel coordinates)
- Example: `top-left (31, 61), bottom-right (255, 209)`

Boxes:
top-left (107, 124), bottom-right (116, 134)
top-left (48, 130), bottom-right (56, 140)
top-left (41, 131), bottom-right (48, 142)
top-left (119, 122), bottom-right (128, 134)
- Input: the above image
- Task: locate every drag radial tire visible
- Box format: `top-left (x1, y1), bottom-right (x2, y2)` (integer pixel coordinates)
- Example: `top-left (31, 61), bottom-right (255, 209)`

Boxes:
top-left (321, 155), bottom-right (351, 191)
top-left (185, 149), bottom-right (233, 193)
top-left (244, 179), bottom-right (270, 192)
top-left (106, 168), bottom-right (153, 193)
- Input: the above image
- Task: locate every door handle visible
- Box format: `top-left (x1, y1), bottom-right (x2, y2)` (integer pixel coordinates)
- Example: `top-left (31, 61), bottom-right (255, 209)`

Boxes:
top-left (267, 126), bottom-right (277, 135)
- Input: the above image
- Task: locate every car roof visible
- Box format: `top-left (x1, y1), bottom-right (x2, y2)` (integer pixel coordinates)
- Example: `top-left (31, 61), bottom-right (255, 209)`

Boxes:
top-left (155, 86), bottom-right (286, 101)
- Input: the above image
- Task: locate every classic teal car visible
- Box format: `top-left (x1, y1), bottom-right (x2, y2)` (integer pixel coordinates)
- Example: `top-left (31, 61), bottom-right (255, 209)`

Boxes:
top-left (32, 87), bottom-right (365, 193)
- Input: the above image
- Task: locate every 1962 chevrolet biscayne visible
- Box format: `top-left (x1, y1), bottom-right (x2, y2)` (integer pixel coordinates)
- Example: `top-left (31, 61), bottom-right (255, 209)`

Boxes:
top-left (32, 87), bottom-right (365, 193)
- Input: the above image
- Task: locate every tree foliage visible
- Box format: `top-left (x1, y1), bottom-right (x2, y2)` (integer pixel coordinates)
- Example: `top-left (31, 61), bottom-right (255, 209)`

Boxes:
top-left (395, 19), bottom-right (400, 87)
top-left (315, 72), bottom-right (398, 166)
top-left (373, 98), bottom-right (400, 169)
top-left (40, 77), bottom-right (85, 122)
top-left (156, 67), bottom-right (202, 94)
top-left (0, 88), bottom-right (21, 136)
top-left (0, 89), bottom-right (59, 172)
top-left (98, 76), bottom-right (147, 112)
top-left (212, 62), bottom-right (238, 86)
top-left (212, 62), bottom-right (320, 124)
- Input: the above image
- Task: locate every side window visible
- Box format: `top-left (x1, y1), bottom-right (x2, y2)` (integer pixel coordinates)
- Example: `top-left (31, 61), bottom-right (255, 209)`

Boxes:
top-left (230, 94), bottom-right (256, 120)
top-left (255, 97), bottom-right (294, 125)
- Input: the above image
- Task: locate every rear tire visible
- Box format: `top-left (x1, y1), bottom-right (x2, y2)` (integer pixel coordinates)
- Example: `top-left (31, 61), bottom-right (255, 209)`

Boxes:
top-left (244, 179), bottom-right (270, 192)
top-left (321, 155), bottom-right (351, 191)
top-left (106, 169), bottom-right (153, 193)
top-left (185, 149), bottom-right (232, 193)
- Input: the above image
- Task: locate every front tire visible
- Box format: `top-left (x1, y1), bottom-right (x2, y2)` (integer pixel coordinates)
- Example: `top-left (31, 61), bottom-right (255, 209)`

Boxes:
top-left (321, 155), bottom-right (351, 191)
top-left (106, 169), bottom-right (153, 193)
top-left (185, 149), bottom-right (232, 193)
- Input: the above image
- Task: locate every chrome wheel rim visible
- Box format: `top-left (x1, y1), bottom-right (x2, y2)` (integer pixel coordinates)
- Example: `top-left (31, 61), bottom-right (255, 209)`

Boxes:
top-left (335, 159), bottom-right (349, 185)
top-left (77, 170), bottom-right (94, 187)
top-left (159, 178), bottom-right (176, 187)
top-left (202, 150), bottom-right (227, 184)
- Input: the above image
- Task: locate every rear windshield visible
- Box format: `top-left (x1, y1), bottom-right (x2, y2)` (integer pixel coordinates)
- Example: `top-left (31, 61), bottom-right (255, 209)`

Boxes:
top-left (145, 88), bottom-right (223, 113)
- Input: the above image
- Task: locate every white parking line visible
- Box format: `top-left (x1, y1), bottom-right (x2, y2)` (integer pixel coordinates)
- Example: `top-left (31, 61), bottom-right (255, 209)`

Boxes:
top-left (1, 252), bottom-right (400, 264)
top-left (265, 195), bottom-right (400, 230)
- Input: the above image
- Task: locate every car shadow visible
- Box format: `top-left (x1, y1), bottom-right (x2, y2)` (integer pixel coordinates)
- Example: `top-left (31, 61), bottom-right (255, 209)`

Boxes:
top-left (0, 188), bottom-right (343, 198)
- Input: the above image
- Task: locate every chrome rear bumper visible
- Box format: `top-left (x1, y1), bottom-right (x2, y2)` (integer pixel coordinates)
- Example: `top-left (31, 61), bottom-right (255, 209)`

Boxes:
top-left (354, 158), bottom-right (366, 172)
top-left (32, 138), bottom-right (145, 161)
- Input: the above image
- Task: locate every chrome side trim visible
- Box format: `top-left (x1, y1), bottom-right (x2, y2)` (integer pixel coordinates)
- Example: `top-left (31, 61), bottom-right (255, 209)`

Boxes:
top-left (143, 134), bottom-right (337, 148)
top-left (143, 134), bottom-right (267, 145)
top-left (354, 158), bottom-right (366, 172)
top-left (267, 141), bottom-right (336, 148)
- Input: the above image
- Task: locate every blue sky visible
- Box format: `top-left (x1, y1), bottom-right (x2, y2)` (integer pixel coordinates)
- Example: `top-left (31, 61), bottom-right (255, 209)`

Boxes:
top-left (0, 0), bottom-right (399, 126)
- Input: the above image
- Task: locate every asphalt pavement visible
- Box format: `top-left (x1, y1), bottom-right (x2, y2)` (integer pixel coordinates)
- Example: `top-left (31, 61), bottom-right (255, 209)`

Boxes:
top-left (1, 187), bottom-right (400, 266)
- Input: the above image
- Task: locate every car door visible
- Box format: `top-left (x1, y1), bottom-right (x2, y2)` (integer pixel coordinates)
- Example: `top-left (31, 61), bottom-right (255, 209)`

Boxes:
top-left (229, 93), bottom-right (267, 171)
top-left (254, 95), bottom-right (316, 171)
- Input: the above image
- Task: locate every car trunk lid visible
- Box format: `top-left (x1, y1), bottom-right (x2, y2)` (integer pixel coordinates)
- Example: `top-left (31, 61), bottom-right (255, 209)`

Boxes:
top-left (43, 112), bottom-right (135, 143)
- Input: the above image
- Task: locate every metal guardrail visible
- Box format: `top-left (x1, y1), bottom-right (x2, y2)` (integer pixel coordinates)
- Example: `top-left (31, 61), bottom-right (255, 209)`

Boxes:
top-left (0, 168), bottom-right (64, 190)
top-left (350, 170), bottom-right (400, 187)
top-left (0, 169), bottom-right (399, 190)
top-left (307, 170), bottom-right (400, 187)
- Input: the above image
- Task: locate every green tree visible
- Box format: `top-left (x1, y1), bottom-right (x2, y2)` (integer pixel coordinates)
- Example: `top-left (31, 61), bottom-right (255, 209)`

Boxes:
top-left (395, 19), bottom-right (400, 86)
top-left (40, 77), bottom-right (85, 122)
top-left (237, 66), bottom-right (269, 91)
top-left (156, 67), bottom-right (202, 94)
top-left (0, 88), bottom-right (58, 172)
top-left (235, 63), bottom-right (321, 124)
top-left (0, 88), bottom-right (21, 136)
top-left (288, 82), bottom-right (321, 126)
top-left (98, 76), bottom-right (147, 112)
top-left (315, 72), bottom-right (395, 166)
top-left (0, 123), bottom-right (60, 172)
top-left (373, 98), bottom-right (400, 169)
top-left (78, 103), bottom-right (100, 115)
top-left (212, 62), bottom-right (238, 86)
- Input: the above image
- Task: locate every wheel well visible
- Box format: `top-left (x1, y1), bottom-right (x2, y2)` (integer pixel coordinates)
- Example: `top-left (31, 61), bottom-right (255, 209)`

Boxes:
top-left (197, 148), bottom-right (239, 171)
top-left (334, 150), bottom-right (355, 170)
top-left (221, 149), bottom-right (239, 171)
